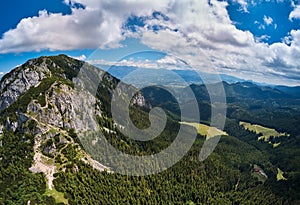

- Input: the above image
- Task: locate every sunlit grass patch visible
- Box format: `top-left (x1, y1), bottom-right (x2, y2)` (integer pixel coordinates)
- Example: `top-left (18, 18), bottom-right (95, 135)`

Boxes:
top-left (45, 186), bottom-right (69, 204)
top-left (180, 122), bottom-right (227, 139)
top-left (277, 168), bottom-right (287, 181)
top-left (239, 121), bottom-right (289, 147)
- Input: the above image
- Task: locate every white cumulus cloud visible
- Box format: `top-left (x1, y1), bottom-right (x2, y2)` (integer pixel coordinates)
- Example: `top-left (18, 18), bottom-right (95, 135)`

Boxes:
top-left (289, 5), bottom-right (300, 20)
top-left (233, 0), bottom-right (249, 12)
top-left (140, 0), bottom-right (300, 85)
top-left (263, 15), bottom-right (273, 25)
top-left (0, 0), bottom-right (172, 53)
top-left (70, 54), bottom-right (87, 61)
top-left (89, 54), bottom-right (190, 70)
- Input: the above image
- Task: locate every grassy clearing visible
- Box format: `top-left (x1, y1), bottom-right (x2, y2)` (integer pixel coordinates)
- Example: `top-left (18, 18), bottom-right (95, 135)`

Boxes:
top-left (277, 168), bottom-right (287, 181)
top-left (239, 121), bottom-right (288, 147)
top-left (272, 142), bottom-right (281, 148)
top-left (180, 122), bottom-right (228, 139)
top-left (45, 186), bottom-right (69, 204)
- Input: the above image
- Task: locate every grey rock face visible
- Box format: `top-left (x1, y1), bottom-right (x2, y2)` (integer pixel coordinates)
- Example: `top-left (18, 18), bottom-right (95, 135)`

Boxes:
top-left (27, 83), bottom-right (99, 133)
top-left (18, 113), bottom-right (29, 129)
top-left (5, 117), bottom-right (18, 132)
top-left (0, 54), bottom-right (150, 143)
top-left (132, 92), bottom-right (146, 107)
top-left (0, 62), bottom-right (50, 112)
top-left (0, 55), bottom-right (147, 135)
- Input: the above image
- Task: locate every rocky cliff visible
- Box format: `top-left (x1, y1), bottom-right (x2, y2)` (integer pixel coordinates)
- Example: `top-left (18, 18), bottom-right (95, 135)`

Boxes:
top-left (0, 54), bottom-right (146, 190)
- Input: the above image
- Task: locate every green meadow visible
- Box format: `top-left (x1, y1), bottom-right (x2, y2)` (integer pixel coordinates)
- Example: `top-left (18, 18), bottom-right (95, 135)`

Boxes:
top-left (180, 122), bottom-right (228, 139)
top-left (239, 121), bottom-right (288, 147)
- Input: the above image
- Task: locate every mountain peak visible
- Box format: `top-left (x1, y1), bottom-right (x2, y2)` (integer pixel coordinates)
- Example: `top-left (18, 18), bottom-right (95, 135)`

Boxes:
top-left (0, 55), bottom-right (87, 112)
top-left (0, 55), bottom-right (113, 190)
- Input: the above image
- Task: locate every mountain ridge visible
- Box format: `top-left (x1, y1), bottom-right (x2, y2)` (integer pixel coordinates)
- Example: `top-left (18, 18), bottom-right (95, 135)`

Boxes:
top-left (0, 54), bottom-right (299, 204)
top-left (99, 64), bottom-right (300, 88)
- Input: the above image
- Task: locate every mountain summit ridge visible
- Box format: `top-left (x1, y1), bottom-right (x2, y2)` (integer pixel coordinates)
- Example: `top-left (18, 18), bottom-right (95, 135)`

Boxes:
top-left (0, 55), bottom-right (117, 192)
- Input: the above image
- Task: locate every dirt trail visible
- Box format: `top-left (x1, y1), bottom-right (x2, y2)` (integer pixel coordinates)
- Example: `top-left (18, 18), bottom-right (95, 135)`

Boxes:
top-left (29, 140), bottom-right (56, 190)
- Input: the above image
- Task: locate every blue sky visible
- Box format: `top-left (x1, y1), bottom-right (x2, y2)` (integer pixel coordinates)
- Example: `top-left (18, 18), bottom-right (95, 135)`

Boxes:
top-left (227, 0), bottom-right (300, 44)
top-left (0, 0), bottom-right (300, 85)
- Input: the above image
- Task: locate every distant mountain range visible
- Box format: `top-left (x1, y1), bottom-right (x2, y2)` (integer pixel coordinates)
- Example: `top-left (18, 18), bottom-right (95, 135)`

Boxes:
top-left (97, 65), bottom-right (300, 91)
